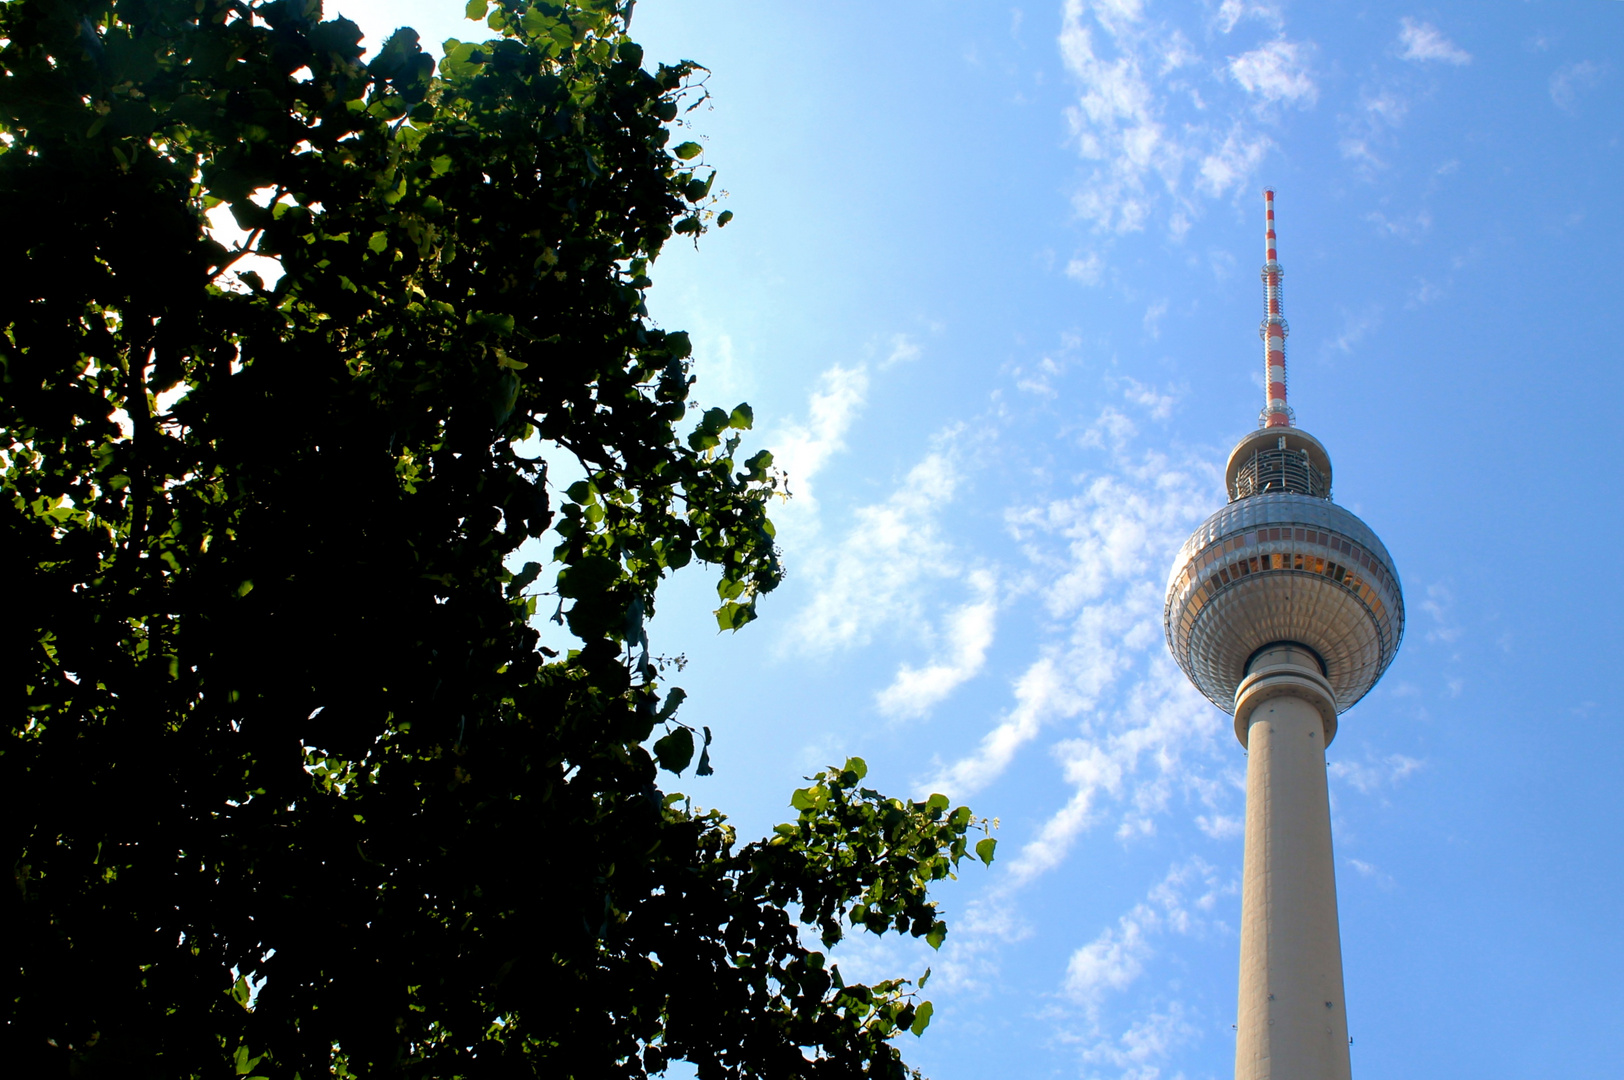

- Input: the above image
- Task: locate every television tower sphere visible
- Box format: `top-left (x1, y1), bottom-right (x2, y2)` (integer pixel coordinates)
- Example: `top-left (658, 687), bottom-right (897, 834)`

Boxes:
top-left (1163, 425), bottom-right (1405, 741)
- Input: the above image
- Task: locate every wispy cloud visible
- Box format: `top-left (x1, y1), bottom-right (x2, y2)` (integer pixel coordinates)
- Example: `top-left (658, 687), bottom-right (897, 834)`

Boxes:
top-left (1072, 1002), bottom-right (1201, 1078)
top-left (1229, 38), bottom-right (1318, 109)
top-left (791, 442), bottom-right (962, 653)
top-left (1045, 860), bottom-right (1227, 1073)
top-left (772, 364), bottom-right (869, 516)
top-left (1058, 0), bottom-right (1313, 239)
top-left (880, 333), bottom-right (922, 369)
top-left (1062, 858), bottom-right (1224, 1007)
top-left (1067, 250), bottom-right (1106, 285)
top-left (1065, 906), bottom-right (1152, 1006)
top-left (1366, 207), bottom-right (1433, 241)
top-left (1330, 752), bottom-right (1424, 795)
top-left (1396, 18), bottom-right (1471, 66)
top-left (876, 569), bottom-right (1000, 720)
top-left (1004, 663), bottom-right (1223, 880)
top-left (1214, 0), bottom-right (1282, 36)
top-left (1346, 857), bottom-right (1396, 889)
top-left (923, 400), bottom-right (1224, 836)
top-left (1550, 60), bottom-right (1607, 113)
top-left (1055, 0), bottom-right (1332, 254)
top-left (1141, 299), bottom-right (1169, 339)
top-left (1339, 87), bottom-right (1411, 173)
top-left (1326, 305), bottom-right (1382, 355)
top-left (1197, 123), bottom-right (1272, 198)
top-left (1421, 581), bottom-right (1460, 644)
top-left (1119, 377), bottom-right (1175, 420)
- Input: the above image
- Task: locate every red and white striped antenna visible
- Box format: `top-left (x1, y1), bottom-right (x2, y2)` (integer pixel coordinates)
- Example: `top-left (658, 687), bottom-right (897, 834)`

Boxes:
top-left (1260, 189), bottom-right (1293, 428)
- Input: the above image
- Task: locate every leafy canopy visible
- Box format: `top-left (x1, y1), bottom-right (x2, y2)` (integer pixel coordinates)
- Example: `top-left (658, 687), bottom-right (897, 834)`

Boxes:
top-left (0, 0), bottom-right (993, 1077)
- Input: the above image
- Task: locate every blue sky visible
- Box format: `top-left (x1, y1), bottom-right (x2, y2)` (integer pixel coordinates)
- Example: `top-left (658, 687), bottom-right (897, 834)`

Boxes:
top-left (327, 2), bottom-right (1623, 1077)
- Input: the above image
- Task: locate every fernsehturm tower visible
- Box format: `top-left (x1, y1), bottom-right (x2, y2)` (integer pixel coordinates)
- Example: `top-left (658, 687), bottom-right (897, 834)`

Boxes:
top-left (1163, 192), bottom-right (1404, 1080)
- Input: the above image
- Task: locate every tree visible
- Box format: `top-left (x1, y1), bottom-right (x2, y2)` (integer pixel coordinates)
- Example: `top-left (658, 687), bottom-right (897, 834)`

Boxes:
top-left (0, 1), bottom-right (995, 1076)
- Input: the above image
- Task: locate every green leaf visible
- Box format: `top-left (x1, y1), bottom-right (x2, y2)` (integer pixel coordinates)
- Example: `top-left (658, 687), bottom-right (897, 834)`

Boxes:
top-left (909, 1000), bottom-right (934, 1036)
top-left (696, 727), bottom-right (714, 776)
top-left (655, 687), bottom-right (687, 722)
top-left (714, 600), bottom-right (755, 631)
top-left (465, 0), bottom-right (489, 18)
top-left (672, 141), bottom-right (703, 160)
top-left (975, 837), bottom-right (998, 866)
top-left (843, 756), bottom-right (868, 781)
top-left (467, 310), bottom-right (516, 337)
top-left (654, 727), bottom-right (695, 774)
top-left (556, 555), bottom-right (619, 599)
top-left (728, 403), bottom-right (754, 430)
top-left (368, 231), bottom-right (389, 253)
top-left (716, 209), bottom-right (734, 227)
top-left (508, 561), bottom-right (544, 597)
top-left (926, 921), bottom-right (948, 950)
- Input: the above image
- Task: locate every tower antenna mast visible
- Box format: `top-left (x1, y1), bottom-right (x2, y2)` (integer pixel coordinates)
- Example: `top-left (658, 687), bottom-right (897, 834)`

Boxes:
top-left (1262, 190), bottom-right (1293, 428)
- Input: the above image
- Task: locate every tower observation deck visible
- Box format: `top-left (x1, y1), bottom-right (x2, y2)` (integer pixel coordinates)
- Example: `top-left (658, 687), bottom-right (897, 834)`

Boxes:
top-left (1163, 191), bottom-right (1404, 1080)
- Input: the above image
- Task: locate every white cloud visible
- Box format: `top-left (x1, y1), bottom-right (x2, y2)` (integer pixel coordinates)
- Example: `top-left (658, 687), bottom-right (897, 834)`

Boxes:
top-left (1059, 0), bottom-right (1170, 235)
top-left (1366, 207), bottom-right (1433, 241)
top-left (1141, 299), bottom-right (1168, 339)
top-left (1197, 124), bottom-right (1272, 197)
top-left (1327, 305), bottom-right (1381, 355)
top-left (1062, 858), bottom-right (1224, 1006)
top-left (1346, 857), bottom-right (1396, 889)
top-left (1330, 752), bottom-right (1423, 795)
top-left (1550, 60), bottom-right (1607, 113)
top-left (1015, 355), bottom-right (1066, 398)
top-left (1065, 906), bottom-right (1152, 1004)
top-left (876, 569), bottom-right (1000, 720)
top-left (1119, 377), bottom-right (1175, 420)
top-left (1421, 581), bottom-right (1460, 644)
top-left (1067, 251), bottom-right (1106, 285)
top-left (1076, 1002), bottom-right (1200, 1078)
top-left (924, 652), bottom-right (1071, 799)
top-left (923, 413), bottom-right (1224, 836)
top-left (1397, 18), bottom-right (1471, 66)
top-left (1057, 0), bottom-right (1302, 241)
top-left (1214, 0), bottom-right (1282, 35)
top-left (1079, 406), bottom-right (1138, 451)
top-left (1229, 38), bottom-right (1318, 108)
top-left (880, 333), bottom-right (922, 369)
top-left (1338, 87), bottom-right (1410, 171)
top-left (790, 442), bottom-right (962, 653)
top-left (1046, 866), bottom-right (1225, 1076)
top-left (1409, 278), bottom-right (1444, 307)
top-left (771, 364), bottom-right (869, 515)
top-left (1196, 812), bottom-right (1242, 839)
top-left (1004, 663), bottom-right (1221, 880)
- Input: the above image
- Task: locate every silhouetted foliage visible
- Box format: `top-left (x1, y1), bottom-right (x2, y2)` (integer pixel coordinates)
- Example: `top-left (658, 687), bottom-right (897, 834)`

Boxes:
top-left (0, 1), bottom-right (994, 1076)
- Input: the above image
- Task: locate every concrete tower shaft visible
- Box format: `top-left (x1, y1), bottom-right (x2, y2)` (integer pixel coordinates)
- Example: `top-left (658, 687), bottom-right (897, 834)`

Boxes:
top-left (1163, 191), bottom-right (1404, 1080)
top-left (1235, 646), bottom-right (1350, 1080)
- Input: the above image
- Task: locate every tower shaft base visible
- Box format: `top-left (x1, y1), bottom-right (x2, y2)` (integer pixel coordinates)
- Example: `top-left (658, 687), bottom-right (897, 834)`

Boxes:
top-left (1235, 649), bottom-right (1352, 1080)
